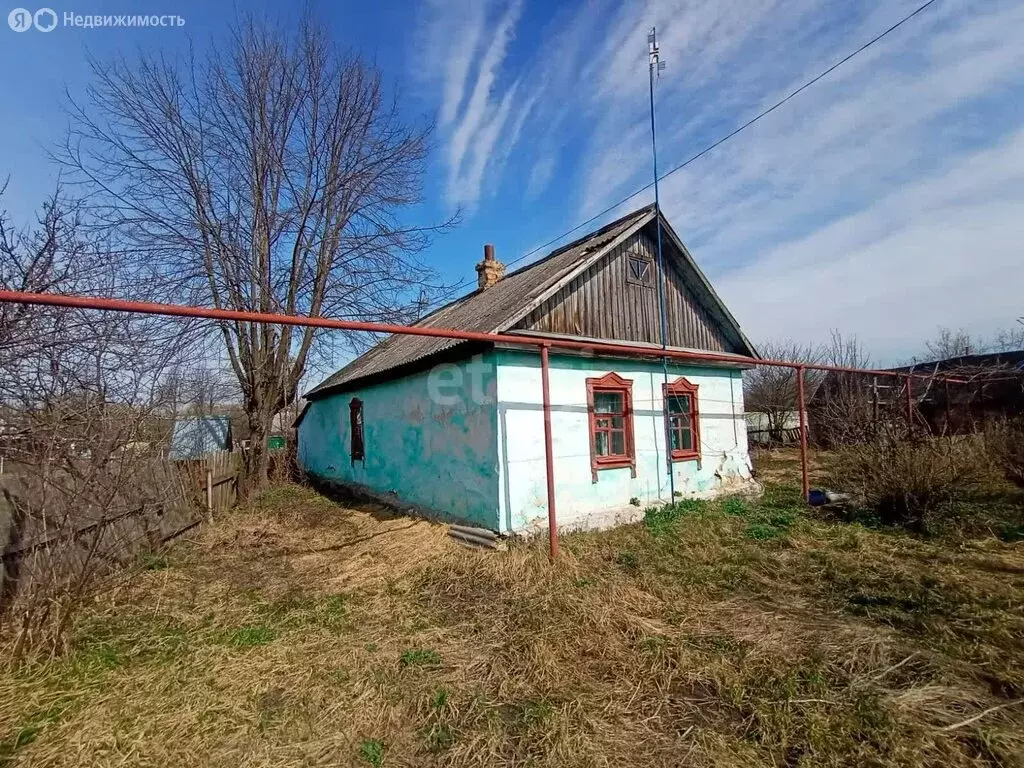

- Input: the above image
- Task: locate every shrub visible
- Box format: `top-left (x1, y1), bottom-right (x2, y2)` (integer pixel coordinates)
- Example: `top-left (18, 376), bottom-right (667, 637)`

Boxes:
top-left (985, 418), bottom-right (1024, 488)
top-left (829, 431), bottom-right (988, 533)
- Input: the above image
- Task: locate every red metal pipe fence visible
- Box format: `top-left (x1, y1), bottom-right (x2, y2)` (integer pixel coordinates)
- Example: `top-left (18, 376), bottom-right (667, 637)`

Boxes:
top-left (796, 366), bottom-right (810, 501)
top-left (0, 289), bottom-right (977, 557)
top-left (0, 290), bottom-right (964, 381)
top-left (539, 344), bottom-right (558, 560)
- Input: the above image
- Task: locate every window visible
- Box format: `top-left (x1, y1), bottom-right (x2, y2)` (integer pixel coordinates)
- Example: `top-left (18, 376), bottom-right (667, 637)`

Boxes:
top-left (349, 398), bottom-right (364, 463)
top-left (586, 372), bottom-right (636, 482)
top-left (626, 254), bottom-right (652, 286)
top-left (663, 377), bottom-right (700, 461)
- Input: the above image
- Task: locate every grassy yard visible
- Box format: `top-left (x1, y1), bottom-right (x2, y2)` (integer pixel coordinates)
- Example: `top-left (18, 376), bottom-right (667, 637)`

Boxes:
top-left (2, 453), bottom-right (1023, 767)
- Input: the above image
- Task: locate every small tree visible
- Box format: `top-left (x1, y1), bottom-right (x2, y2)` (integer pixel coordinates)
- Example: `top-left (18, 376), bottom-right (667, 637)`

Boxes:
top-left (811, 331), bottom-right (876, 447)
top-left (61, 17), bottom-right (453, 494)
top-left (1, 189), bottom-right (197, 655)
top-left (744, 341), bottom-right (822, 444)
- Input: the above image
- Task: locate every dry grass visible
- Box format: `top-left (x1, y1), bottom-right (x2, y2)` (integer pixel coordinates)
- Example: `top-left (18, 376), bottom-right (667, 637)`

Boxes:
top-left (2, 470), bottom-right (1023, 767)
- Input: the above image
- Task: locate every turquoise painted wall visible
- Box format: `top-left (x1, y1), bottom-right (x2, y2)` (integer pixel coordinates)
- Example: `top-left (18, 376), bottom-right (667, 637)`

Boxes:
top-left (297, 351), bottom-right (500, 530)
top-left (495, 350), bottom-right (751, 533)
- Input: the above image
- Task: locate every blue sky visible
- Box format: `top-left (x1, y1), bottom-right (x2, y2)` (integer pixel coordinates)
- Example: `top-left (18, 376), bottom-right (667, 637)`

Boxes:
top-left (2, 0), bottom-right (1023, 366)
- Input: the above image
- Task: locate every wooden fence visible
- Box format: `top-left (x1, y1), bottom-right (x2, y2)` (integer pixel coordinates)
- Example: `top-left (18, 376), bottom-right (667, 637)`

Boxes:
top-left (174, 449), bottom-right (241, 517)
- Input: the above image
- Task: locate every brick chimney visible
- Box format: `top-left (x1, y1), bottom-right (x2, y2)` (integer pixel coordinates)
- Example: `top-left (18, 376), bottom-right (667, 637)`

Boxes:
top-left (475, 243), bottom-right (505, 290)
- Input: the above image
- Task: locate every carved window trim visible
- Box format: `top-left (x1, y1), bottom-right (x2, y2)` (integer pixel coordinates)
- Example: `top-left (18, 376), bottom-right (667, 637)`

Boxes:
top-left (586, 372), bottom-right (636, 482)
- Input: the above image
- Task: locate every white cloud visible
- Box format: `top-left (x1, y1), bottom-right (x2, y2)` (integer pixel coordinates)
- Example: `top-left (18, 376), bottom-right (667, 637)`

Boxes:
top-left (417, 0), bottom-right (1024, 358)
top-left (714, 129), bottom-right (1024, 363)
top-left (416, 0), bottom-right (526, 208)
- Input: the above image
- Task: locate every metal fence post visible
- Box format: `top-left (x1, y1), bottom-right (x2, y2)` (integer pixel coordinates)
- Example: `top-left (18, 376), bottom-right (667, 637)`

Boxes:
top-left (540, 344), bottom-right (559, 560)
top-left (796, 365), bottom-right (810, 502)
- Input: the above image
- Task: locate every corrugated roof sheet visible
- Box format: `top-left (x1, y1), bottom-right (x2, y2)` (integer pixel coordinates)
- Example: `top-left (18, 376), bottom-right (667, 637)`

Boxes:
top-left (306, 206), bottom-right (655, 397)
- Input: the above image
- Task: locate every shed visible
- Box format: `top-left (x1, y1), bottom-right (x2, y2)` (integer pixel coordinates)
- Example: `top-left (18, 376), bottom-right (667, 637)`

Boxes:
top-left (169, 416), bottom-right (232, 460)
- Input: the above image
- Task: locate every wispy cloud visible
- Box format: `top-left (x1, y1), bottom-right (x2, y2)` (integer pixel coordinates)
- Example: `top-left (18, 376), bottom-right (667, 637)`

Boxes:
top-left (417, 0), bottom-right (526, 208)
top-left (418, 0), bottom-right (1024, 357)
top-left (715, 128), bottom-right (1024, 363)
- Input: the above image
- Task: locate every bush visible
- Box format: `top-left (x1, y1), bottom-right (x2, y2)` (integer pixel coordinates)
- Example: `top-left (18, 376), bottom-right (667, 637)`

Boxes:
top-left (985, 418), bottom-right (1024, 488)
top-left (829, 431), bottom-right (989, 533)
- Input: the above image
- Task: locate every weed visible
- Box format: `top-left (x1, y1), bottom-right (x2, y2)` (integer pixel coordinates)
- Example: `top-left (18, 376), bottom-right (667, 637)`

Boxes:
top-left (0, 700), bottom-right (70, 760)
top-left (76, 641), bottom-right (122, 671)
top-left (399, 648), bottom-right (441, 667)
top-left (629, 496), bottom-right (641, 507)
top-left (4, 476), bottom-right (1023, 767)
top-left (744, 522), bottom-right (786, 541)
top-left (225, 625), bottom-right (277, 648)
top-left (359, 738), bottom-right (385, 767)
top-left (431, 687), bottom-right (449, 710)
top-left (829, 433), bottom-right (990, 533)
top-left (615, 550), bottom-right (640, 573)
top-left (511, 698), bottom-right (556, 731)
top-left (425, 724), bottom-right (455, 752)
top-left (643, 498), bottom-right (708, 537)
top-left (316, 594), bottom-right (348, 631)
top-left (138, 552), bottom-right (170, 570)
top-left (998, 522), bottom-right (1024, 542)
top-left (721, 496), bottom-right (749, 516)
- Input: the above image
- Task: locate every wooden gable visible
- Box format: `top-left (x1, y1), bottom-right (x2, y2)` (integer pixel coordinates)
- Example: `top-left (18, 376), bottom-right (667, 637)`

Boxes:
top-left (513, 224), bottom-right (744, 354)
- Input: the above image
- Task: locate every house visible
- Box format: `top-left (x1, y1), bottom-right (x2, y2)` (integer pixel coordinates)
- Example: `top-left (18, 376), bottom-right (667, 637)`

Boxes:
top-left (297, 205), bottom-right (759, 534)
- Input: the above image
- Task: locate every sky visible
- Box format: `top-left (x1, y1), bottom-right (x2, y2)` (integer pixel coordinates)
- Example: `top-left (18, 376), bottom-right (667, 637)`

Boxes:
top-left (1, 0), bottom-right (1022, 367)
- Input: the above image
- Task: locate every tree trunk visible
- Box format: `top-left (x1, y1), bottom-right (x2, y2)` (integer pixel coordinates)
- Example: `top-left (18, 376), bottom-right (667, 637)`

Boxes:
top-left (242, 405), bottom-right (272, 498)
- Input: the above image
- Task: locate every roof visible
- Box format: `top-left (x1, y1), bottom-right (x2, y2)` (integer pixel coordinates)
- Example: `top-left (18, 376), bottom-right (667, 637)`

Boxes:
top-left (169, 416), bottom-right (232, 460)
top-left (889, 349), bottom-right (1024, 373)
top-left (306, 205), bottom-right (756, 399)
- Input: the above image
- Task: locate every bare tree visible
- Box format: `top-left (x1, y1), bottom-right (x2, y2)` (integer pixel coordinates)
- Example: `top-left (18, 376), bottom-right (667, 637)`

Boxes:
top-left (810, 331), bottom-right (876, 447)
top-left (990, 324), bottom-right (1024, 353)
top-left (917, 324), bottom-right (1024, 362)
top-left (744, 341), bottom-right (822, 444)
top-left (924, 328), bottom-right (978, 360)
top-left (60, 17), bottom-right (454, 492)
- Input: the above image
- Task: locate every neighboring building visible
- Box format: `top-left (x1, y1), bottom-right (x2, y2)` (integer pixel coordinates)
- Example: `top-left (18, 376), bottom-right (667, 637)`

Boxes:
top-left (745, 411), bottom-right (805, 446)
top-left (898, 350), bottom-right (1024, 434)
top-left (809, 350), bottom-right (1024, 444)
top-left (297, 206), bottom-right (759, 534)
top-left (169, 416), bottom-right (232, 460)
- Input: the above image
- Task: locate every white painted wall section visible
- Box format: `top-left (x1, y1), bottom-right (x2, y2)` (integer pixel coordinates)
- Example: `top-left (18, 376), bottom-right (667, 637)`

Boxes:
top-left (495, 350), bottom-right (753, 534)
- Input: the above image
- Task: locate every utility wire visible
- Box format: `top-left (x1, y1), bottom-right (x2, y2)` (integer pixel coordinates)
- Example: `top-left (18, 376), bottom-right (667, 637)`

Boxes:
top-left (450, 0), bottom-right (938, 290)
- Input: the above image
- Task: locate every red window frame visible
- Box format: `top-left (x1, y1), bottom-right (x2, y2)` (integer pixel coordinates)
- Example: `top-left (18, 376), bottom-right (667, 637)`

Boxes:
top-left (349, 397), bottom-right (364, 463)
top-left (663, 377), bottom-right (700, 462)
top-left (586, 372), bottom-right (636, 482)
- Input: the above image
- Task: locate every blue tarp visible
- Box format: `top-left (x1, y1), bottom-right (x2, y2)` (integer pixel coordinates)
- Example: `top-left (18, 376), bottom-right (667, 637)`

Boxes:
top-left (169, 416), bottom-right (232, 460)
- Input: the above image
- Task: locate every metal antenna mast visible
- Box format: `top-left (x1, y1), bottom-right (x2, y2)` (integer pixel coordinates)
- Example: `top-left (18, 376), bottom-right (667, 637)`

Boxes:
top-left (648, 26), bottom-right (676, 502)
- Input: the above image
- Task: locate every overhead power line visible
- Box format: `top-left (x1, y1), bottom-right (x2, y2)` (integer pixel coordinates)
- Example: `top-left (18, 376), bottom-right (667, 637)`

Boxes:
top-left (457, 0), bottom-right (938, 285)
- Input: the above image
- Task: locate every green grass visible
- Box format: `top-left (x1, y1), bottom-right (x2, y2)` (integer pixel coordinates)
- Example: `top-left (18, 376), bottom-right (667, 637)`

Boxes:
top-left (224, 625), bottom-right (277, 648)
top-left (359, 738), bottom-right (385, 767)
top-left (399, 648), bottom-right (441, 668)
top-left (138, 552), bottom-right (170, 570)
top-left (643, 491), bottom-right (802, 543)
